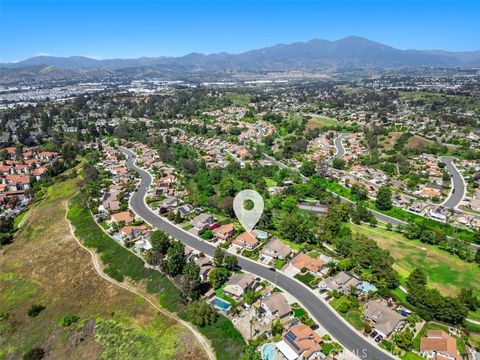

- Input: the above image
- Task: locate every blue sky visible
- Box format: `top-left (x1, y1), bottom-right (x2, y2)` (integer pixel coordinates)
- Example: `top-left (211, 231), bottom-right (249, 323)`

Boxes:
top-left (0, 0), bottom-right (479, 62)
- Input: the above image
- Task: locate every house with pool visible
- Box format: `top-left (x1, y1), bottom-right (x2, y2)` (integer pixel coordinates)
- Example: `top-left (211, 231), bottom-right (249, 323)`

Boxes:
top-left (224, 273), bottom-right (257, 298)
top-left (275, 319), bottom-right (324, 360)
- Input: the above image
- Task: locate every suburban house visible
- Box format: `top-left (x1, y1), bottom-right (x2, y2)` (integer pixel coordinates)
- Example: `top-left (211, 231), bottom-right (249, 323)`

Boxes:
top-left (159, 196), bottom-right (179, 213)
top-left (232, 231), bottom-right (259, 250)
top-left (120, 225), bottom-right (148, 240)
top-left (134, 238), bottom-right (153, 251)
top-left (194, 256), bottom-right (214, 282)
top-left (363, 300), bottom-right (406, 337)
top-left (319, 271), bottom-right (361, 294)
top-left (287, 253), bottom-right (326, 276)
top-left (261, 239), bottom-right (292, 260)
top-left (260, 293), bottom-right (292, 320)
top-left (110, 211), bottom-right (134, 224)
top-left (190, 213), bottom-right (214, 231)
top-left (213, 223), bottom-right (236, 241)
top-left (420, 330), bottom-right (462, 360)
top-left (223, 273), bottom-right (256, 298)
top-left (175, 204), bottom-right (194, 218)
top-left (276, 320), bottom-right (323, 360)
top-left (421, 183), bottom-right (443, 198)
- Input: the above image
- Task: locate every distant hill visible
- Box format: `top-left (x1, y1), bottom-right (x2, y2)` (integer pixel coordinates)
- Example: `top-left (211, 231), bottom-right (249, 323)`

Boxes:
top-left (2, 36), bottom-right (480, 72)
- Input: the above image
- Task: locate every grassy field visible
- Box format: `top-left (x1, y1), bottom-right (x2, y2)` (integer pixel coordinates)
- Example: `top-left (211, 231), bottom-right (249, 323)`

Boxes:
top-left (0, 177), bottom-right (207, 360)
top-left (68, 193), bottom-right (245, 360)
top-left (349, 223), bottom-right (480, 297)
top-left (378, 131), bottom-right (403, 150)
top-left (307, 115), bottom-right (340, 129)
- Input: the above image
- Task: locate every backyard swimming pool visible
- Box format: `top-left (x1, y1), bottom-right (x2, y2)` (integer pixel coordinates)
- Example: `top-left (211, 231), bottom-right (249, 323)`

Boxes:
top-left (255, 230), bottom-right (269, 239)
top-left (211, 297), bottom-right (231, 312)
top-left (262, 344), bottom-right (276, 360)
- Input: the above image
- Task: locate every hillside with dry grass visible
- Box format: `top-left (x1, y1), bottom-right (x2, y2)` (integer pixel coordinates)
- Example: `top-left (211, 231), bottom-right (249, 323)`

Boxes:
top-left (0, 175), bottom-right (208, 360)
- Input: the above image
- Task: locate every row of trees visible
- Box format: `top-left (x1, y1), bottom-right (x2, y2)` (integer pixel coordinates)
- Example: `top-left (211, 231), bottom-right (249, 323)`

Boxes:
top-left (406, 268), bottom-right (478, 324)
top-left (145, 230), bottom-right (202, 300)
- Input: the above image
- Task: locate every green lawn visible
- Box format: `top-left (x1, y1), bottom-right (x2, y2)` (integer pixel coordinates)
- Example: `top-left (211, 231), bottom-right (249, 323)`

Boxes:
top-left (214, 284), bottom-right (237, 306)
top-left (294, 272), bottom-right (317, 288)
top-left (321, 342), bottom-right (334, 355)
top-left (307, 115), bottom-right (340, 128)
top-left (274, 258), bottom-right (287, 270)
top-left (330, 295), bottom-right (367, 330)
top-left (263, 177), bottom-right (277, 187)
top-left (195, 315), bottom-right (245, 360)
top-left (349, 222), bottom-right (480, 297)
top-left (468, 308), bottom-right (480, 321)
top-left (344, 310), bottom-right (367, 330)
top-left (401, 352), bottom-right (425, 360)
top-left (13, 210), bottom-right (28, 230)
top-left (278, 238), bottom-right (304, 251)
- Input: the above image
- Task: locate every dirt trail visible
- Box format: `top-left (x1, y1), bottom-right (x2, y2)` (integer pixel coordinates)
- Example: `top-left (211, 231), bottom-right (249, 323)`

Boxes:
top-left (64, 201), bottom-right (215, 360)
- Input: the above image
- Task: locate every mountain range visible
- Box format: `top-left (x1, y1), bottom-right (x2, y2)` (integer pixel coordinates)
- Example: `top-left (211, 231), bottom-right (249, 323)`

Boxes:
top-left (2, 36), bottom-right (480, 72)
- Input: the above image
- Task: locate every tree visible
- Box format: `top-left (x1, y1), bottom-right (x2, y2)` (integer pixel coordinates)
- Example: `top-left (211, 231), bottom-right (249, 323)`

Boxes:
top-left (240, 344), bottom-right (261, 360)
top-left (406, 268), bottom-right (427, 291)
top-left (224, 255), bottom-right (238, 271)
top-left (271, 319), bottom-right (283, 336)
top-left (300, 161), bottom-right (316, 177)
top-left (459, 288), bottom-right (479, 311)
top-left (187, 300), bottom-right (218, 327)
top-left (351, 183), bottom-right (368, 201)
top-left (181, 262), bottom-right (202, 300)
top-left (278, 211), bottom-right (316, 244)
top-left (243, 289), bottom-right (260, 305)
top-left (332, 158), bottom-right (346, 170)
top-left (165, 241), bottom-right (185, 276)
top-left (393, 329), bottom-right (414, 351)
top-left (376, 185), bottom-right (392, 210)
top-left (213, 247), bottom-right (225, 267)
top-left (208, 267), bottom-right (230, 289)
top-left (150, 230), bottom-right (170, 254)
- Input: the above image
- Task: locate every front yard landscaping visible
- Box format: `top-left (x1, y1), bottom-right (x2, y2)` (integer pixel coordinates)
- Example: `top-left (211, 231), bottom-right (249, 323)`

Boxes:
top-left (329, 294), bottom-right (367, 330)
top-left (294, 272), bottom-right (319, 289)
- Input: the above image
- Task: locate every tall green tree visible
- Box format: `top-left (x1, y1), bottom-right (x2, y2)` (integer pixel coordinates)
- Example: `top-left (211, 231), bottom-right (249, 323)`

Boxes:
top-left (376, 185), bottom-right (392, 210)
top-left (165, 241), bottom-right (185, 276)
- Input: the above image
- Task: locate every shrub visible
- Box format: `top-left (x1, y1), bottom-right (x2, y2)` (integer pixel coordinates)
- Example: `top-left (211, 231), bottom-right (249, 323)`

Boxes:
top-left (27, 304), bottom-right (45, 318)
top-left (23, 348), bottom-right (45, 360)
top-left (60, 313), bottom-right (80, 327)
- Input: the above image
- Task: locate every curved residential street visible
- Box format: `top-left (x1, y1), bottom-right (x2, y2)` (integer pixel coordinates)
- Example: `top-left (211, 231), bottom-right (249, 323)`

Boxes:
top-left (334, 133), bottom-right (349, 159)
top-left (439, 157), bottom-right (465, 209)
top-left (121, 147), bottom-right (395, 360)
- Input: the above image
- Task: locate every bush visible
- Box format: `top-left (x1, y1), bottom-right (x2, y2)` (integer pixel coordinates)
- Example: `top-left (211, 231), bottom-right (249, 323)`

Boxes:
top-left (27, 304), bottom-right (46, 318)
top-left (201, 230), bottom-right (213, 240)
top-left (23, 348), bottom-right (45, 360)
top-left (60, 313), bottom-right (80, 327)
top-left (337, 301), bottom-right (351, 314)
top-left (187, 300), bottom-right (218, 327)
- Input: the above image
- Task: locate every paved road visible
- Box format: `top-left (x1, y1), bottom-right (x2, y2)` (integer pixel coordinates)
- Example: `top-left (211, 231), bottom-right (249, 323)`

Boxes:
top-left (121, 147), bottom-right (394, 360)
top-left (439, 157), bottom-right (465, 209)
top-left (334, 133), bottom-right (349, 159)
